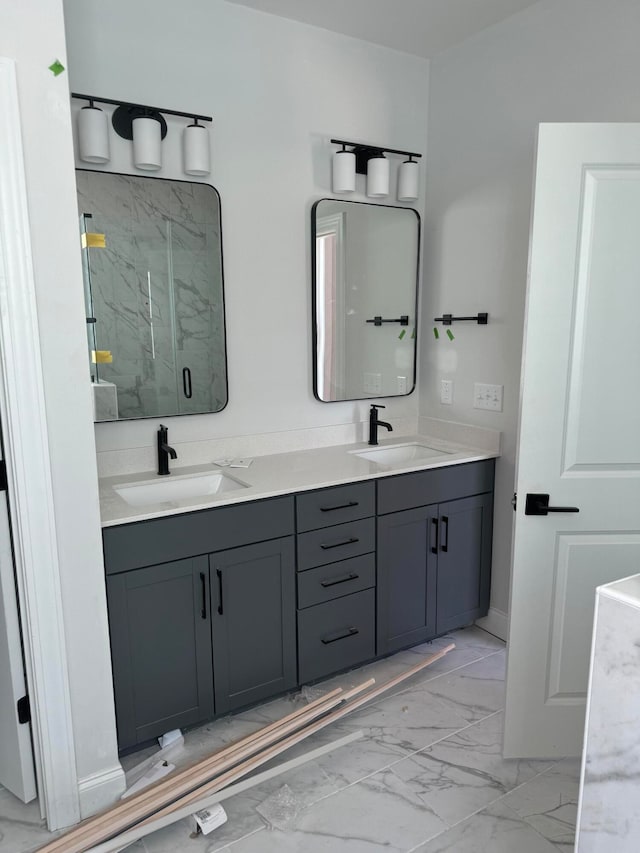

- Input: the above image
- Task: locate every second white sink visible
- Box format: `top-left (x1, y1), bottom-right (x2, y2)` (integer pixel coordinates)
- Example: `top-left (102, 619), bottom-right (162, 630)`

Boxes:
top-left (114, 470), bottom-right (248, 507)
top-left (351, 442), bottom-right (452, 467)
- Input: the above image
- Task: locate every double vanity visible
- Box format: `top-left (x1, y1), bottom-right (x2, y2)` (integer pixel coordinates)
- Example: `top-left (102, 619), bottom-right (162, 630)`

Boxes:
top-left (100, 434), bottom-right (497, 752)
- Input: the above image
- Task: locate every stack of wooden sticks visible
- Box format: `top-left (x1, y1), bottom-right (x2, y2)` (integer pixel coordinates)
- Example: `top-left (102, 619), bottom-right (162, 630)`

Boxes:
top-left (36, 642), bottom-right (454, 853)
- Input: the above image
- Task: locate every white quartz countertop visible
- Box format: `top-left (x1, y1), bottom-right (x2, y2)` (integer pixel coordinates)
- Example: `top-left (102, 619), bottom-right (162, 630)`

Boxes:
top-left (598, 573), bottom-right (640, 609)
top-left (99, 434), bottom-right (500, 527)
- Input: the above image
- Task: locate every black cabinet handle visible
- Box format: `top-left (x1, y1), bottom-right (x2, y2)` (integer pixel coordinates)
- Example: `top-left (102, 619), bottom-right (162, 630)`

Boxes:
top-left (319, 537), bottom-right (359, 551)
top-left (319, 501), bottom-right (358, 513)
top-left (216, 569), bottom-right (223, 615)
top-left (199, 572), bottom-right (207, 620)
top-left (430, 517), bottom-right (439, 554)
top-left (525, 493), bottom-right (580, 516)
top-left (321, 626), bottom-right (359, 645)
top-left (320, 572), bottom-right (359, 588)
top-left (182, 367), bottom-right (192, 399)
top-left (441, 515), bottom-right (449, 552)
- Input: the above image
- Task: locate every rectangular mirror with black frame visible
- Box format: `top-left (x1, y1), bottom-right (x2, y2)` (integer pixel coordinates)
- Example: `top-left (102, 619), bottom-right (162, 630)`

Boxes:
top-left (312, 199), bottom-right (420, 403)
top-left (76, 170), bottom-right (228, 421)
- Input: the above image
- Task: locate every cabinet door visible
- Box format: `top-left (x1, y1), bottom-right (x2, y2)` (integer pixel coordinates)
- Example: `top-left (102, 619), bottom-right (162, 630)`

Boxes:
top-left (377, 506), bottom-right (438, 655)
top-left (211, 537), bottom-right (296, 714)
top-left (436, 493), bottom-right (493, 634)
top-left (106, 557), bottom-right (214, 751)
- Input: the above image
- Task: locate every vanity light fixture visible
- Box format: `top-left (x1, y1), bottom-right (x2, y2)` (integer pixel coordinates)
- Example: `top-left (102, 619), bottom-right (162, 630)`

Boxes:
top-left (332, 143), bottom-right (356, 193)
top-left (397, 155), bottom-right (420, 202)
top-left (330, 139), bottom-right (422, 201)
top-left (183, 119), bottom-right (211, 176)
top-left (367, 153), bottom-right (389, 198)
top-left (77, 99), bottom-right (111, 164)
top-left (71, 93), bottom-right (213, 176)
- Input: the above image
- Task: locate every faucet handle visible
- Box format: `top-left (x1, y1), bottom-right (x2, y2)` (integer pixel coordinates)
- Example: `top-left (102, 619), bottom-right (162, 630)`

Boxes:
top-left (371, 404), bottom-right (386, 410)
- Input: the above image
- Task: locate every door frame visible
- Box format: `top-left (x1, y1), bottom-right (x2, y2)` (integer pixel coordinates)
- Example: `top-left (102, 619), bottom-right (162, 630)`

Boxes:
top-left (0, 58), bottom-right (80, 828)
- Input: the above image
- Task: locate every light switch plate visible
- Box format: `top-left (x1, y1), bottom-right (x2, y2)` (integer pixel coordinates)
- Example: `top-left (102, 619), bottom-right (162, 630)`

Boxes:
top-left (473, 383), bottom-right (503, 411)
top-left (397, 375), bottom-right (408, 394)
top-left (440, 379), bottom-right (453, 405)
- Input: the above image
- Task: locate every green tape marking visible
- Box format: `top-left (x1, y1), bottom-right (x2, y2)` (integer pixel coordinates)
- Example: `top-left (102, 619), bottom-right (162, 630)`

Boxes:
top-left (49, 59), bottom-right (65, 76)
top-left (433, 327), bottom-right (439, 340)
top-left (446, 329), bottom-right (455, 341)
top-left (398, 329), bottom-right (406, 340)
top-left (411, 327), bottom-right (416, 339)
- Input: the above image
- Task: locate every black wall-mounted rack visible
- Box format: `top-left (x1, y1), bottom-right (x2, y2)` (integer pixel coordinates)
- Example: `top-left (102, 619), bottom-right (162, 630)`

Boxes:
top-left (366, 315), bottom-right (409, 327)
top-left (434, 313), bottom-right (488, 326)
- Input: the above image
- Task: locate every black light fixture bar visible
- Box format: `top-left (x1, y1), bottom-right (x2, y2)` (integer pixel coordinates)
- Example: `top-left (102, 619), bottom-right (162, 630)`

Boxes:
top-left (71, 93), bottom-right (212, 124)
top-left (434, 313), bottom-right (489, 326)
top-left (331, 139), bottom-right (422, 175)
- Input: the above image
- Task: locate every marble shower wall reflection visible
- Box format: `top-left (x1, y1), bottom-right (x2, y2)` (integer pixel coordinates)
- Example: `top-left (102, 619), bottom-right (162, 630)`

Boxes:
top-left (77, 170), bottom-right (228, 421)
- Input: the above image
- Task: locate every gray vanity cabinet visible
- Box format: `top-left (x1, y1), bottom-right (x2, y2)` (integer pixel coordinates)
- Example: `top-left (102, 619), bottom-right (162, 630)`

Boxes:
top-left (211, 537), bottom-right (297, 715)
top-left (377, 460), bottom-right (495, 655)
top-left (106, 557), bottom-right (214, 751)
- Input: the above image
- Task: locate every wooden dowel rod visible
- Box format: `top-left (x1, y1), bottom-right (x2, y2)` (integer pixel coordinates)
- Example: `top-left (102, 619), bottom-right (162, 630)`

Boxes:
top-left (37, 685), bottom-right (348, 853)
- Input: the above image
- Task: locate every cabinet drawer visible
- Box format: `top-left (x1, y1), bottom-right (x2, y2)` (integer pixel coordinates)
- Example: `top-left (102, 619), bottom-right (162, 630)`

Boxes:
top-left (296, 482), bottom-right (375, 532)
top-left (377, 459), bottom-right (495, 515)
top-left (103, 496), bottom-right (294, 574)
top-left (297, 554), bottom-right (375, 609)
top-left (298, 589), bottom-right (375, 683)
top-left (297, 517), bottom-right (375, 571)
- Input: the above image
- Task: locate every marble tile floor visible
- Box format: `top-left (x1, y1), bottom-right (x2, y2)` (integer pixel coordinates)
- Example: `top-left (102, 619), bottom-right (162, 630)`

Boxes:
top-left (0, 626), bottom-right (580, 853)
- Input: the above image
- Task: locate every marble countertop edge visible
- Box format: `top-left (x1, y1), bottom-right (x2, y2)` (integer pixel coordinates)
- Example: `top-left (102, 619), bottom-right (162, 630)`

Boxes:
top-left (597, 572), bottom-right (640, 609)
top-left (99, 433), bottom-right (500, 527)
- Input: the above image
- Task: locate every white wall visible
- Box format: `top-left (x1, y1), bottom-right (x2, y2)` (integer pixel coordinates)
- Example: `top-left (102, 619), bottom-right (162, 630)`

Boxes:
top-left (1, 0), bottom-right (123, 819)
top-left (63, 0), bottom-right (430, 467)
top-left (420, 0), bottom-right (640, 619)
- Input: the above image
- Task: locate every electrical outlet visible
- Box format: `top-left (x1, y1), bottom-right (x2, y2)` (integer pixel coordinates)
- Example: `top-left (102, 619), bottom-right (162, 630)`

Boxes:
top-left (473, 383), bottom-right (503, 411)
top-left (440, 379), bottom-right (453, 405)
top-left (397, 375), bottom-right (408, 394)
top-left (364, 373), bottom-right (382, 395)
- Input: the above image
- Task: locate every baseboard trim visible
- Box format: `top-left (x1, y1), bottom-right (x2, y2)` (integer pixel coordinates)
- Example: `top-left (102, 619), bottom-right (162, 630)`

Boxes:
top-left (78, 764), bottom-right (126, 818)
top-left (476, 607), bottom-right (509, 642)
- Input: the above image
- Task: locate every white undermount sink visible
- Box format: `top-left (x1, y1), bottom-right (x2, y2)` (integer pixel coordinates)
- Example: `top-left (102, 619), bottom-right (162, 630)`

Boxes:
top-left (351, 442), bottom-right (453, 467)
top-left (114, 470), bottom-right (248, 507)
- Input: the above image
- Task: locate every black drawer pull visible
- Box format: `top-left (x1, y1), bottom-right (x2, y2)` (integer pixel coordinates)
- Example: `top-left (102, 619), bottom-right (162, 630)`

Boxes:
top-left (441, 515), bottom-right (449, 553)
top-left (320, 537), bottom-right (359, 551)
top-left (319, 500), bottom-right (359, 513)
top-left (320, 572), bottom-right (359, 588)
top-left (431, 517), bottom-right (439, 554)
top-left (182, 366), bottom-right (192, 399)
top-left (216, 569), bottom-right (223, 615)
top-left (321, 626), bottom-right (359, 645)
top-left (199, 572), bottom-right (207, 620)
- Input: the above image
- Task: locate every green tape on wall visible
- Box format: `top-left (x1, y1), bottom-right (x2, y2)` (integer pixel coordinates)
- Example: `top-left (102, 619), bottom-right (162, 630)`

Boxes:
top-left (433, 327), bottom-right (439, 339)
top-left (446, 329), bottom-right (455, 341)
top-left (398, 329), bottom-right (406, 340)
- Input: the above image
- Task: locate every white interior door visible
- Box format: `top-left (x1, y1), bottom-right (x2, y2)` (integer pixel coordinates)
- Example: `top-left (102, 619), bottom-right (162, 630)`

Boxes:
top-left (0, 444), bottom-right (36, 801)
top-left (504, 123), bottom-right (640, 759)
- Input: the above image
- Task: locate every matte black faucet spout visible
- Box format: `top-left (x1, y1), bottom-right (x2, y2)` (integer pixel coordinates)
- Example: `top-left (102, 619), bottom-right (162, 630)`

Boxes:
top-left (369, 404), bottom-right (393, 446)
top-left (157, 424), bottom-right (178, 475)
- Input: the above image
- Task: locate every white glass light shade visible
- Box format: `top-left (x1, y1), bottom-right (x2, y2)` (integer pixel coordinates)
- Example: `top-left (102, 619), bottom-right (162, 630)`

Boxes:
top-left (183, 123), bottom-right (211, 176)
top-left (77, 106), bottom-right (110, 164)
top-left (397, 159), bottom-right (419, 201)
top-left (332, 150), bottom-right (356, 193)
top-left (367, 156), bottom-right (389, 197)
top-left (132, 116), bottom-right (162, 171)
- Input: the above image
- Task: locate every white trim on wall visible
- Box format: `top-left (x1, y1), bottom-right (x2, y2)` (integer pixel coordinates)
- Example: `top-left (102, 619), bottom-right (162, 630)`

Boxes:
top-left (476, 607), bottom-right (509, 642)
top-left (0, 57), bottom-right (80, 830)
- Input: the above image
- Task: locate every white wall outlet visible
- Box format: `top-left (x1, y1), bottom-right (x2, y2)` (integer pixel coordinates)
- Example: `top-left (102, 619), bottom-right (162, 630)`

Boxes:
top-left (397, 375), bottom-right (408, 394)
top-left (473, 382), bottom-right (503, 411)
top-left (364, 372), bottom-right (382, 395)
top-left (440, 379), bottom-right (453, 405)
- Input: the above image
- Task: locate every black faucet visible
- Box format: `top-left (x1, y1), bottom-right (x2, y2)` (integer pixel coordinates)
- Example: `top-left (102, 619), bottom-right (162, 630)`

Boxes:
top-left (157, 424), bottom-right (178, 475)
top-left (368, 404), bottom-right (393, 446)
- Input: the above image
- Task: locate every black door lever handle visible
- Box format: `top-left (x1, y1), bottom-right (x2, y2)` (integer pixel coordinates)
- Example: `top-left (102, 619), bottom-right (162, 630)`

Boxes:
top-left (525, 493), bottom-right (580, 516)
